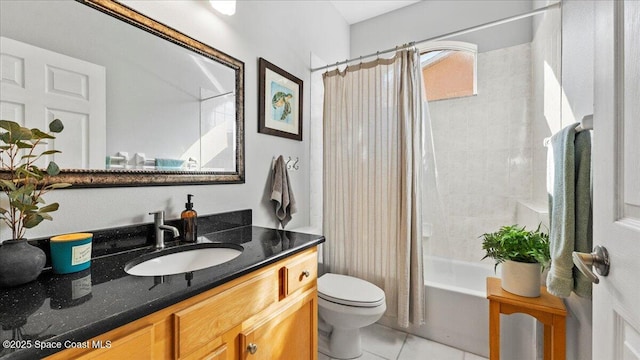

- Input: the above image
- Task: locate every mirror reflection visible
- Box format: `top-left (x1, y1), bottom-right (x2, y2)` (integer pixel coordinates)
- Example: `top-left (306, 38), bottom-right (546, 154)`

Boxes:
top-left (0, 0), bottom-right (244, 185)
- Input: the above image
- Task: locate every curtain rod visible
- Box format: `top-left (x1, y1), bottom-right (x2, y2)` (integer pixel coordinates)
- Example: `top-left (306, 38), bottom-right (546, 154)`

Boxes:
top-left (311, 1), bottom-right (561, 73)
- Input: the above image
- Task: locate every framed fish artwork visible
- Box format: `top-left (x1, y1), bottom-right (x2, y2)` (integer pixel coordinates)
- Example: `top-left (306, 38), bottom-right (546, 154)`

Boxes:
top-left (258, 58), bottom-right (303, 141)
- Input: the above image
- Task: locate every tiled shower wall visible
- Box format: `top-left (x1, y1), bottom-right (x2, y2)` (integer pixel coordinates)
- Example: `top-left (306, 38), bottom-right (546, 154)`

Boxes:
top-left (426, 43), bottom-right (533, 263)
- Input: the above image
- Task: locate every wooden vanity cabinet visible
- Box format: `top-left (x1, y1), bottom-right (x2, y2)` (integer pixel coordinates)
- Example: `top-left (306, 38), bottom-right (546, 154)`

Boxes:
top-left (239, 290), bottom-right (316, 360)
top-left (45, 247), bottom-right (318, 360)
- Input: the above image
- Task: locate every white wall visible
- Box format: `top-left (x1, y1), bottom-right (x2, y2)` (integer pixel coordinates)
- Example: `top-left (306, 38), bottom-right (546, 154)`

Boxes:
top-left (0, 0), bottom-right (349, 240)
top-left (349, 0), bottom-right (533, 57)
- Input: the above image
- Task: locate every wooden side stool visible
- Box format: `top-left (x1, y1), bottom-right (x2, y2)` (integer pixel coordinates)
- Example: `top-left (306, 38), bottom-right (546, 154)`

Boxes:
top-left (486, 277), bottom-right (567, 360)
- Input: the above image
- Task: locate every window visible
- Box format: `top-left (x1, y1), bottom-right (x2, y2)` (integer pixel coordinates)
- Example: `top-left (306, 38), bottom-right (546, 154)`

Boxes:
top-left (420, 41), bottom-right (477, 101)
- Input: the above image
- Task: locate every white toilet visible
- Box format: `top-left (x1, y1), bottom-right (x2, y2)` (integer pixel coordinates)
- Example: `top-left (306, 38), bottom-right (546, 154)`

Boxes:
top-left (317, 273), bottom-right (386, 360)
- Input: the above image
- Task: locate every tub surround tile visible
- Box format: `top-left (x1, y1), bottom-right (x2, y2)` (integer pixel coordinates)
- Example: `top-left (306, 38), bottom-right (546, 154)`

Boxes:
top-left (0, 210), bottom-right (324, 360)
top-left (429, 43), bottom-right (537, 263)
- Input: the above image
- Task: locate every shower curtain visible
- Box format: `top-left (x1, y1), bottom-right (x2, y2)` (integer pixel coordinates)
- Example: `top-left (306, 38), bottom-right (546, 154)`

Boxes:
top-left (322, 49), bottom-right (425, 327)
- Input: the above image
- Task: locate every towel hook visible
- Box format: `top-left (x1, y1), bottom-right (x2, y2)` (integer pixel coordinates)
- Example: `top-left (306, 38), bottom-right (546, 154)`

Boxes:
top-left (292, 157), bottom-right (299, 170)
top-left (286, 156), bottom-right (293, 169)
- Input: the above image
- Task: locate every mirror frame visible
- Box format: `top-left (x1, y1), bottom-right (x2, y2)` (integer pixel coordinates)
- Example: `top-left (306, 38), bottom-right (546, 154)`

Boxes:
top-left (15, 0), bottom-right (245, 187)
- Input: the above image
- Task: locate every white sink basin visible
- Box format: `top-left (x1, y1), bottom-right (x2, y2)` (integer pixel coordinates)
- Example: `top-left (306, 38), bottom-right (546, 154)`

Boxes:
top-left (125, 244), bottom-right (243, 276)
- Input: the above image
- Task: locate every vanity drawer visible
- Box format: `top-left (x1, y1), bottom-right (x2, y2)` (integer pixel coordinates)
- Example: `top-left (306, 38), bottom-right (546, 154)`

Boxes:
top-left (173, 270), bottom-right (278, 359)
top-left (283, 250), bottom-right (317, 297)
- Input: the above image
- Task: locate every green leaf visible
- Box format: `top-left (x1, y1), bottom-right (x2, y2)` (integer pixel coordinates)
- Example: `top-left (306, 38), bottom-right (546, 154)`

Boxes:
top-left (23, 213), bottom-right (44, 228)
top-left (12, 127), bottom-right (33, 142)
top-left (38, 202), bottom-right (59, 213)
top-left (30, 128), bottom-right (55, 140)
top-left (41, 150), bottom-right (61, 155)
top-left (0, 120), bottom-right (21, 133)
top-left (46, 161), bottom-right (61, 176)
top-left (16, 166), bottom-right (43, 180)
top-left (39, 213), bottom-right (53, 221)
top-left (10, 200), bottom-right (38, 212)
top-left (10, 182), bottom-right (35, 195)
top-left (45, 182), bottom-right (72, 190)
top-left (49, 119), bottom-right (64, 133)
top-left (1, 132), bottom-right (12, 144)
top-left (0, 179), bottom-right (16, 191)
top-left (16, 141), bottom-right (34, 149)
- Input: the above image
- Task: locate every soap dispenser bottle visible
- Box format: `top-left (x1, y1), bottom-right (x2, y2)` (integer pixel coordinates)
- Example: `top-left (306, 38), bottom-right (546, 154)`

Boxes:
top-left (181, 194), bottom-right (197, 242)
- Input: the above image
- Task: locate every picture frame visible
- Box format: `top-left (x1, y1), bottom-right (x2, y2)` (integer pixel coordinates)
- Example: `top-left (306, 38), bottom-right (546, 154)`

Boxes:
top-left (258, 58), bottom-right (303, 141)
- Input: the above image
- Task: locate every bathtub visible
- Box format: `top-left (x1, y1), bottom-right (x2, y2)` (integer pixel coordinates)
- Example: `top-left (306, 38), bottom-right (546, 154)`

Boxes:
top-left (379, 256), bottom-right (538, 359)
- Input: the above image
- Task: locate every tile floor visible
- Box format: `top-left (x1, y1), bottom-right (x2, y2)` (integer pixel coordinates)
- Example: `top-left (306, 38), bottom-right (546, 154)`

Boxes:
top-left (318, 323), bottom-right (488, 360)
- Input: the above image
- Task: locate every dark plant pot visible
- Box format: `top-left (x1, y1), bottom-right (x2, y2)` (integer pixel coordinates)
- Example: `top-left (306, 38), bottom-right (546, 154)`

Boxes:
top-left (0, 239), bottom-right (46, 288)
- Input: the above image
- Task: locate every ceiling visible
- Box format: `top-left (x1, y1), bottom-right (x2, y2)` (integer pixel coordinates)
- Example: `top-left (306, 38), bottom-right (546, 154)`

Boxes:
top-left (329, 0), bottom-right (421, 25)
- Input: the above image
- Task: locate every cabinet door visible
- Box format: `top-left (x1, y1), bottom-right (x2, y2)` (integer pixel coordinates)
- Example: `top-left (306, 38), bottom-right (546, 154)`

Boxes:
top-left (239, 290), bottom-right (317, 360)
top-left (174, 271), bottom-right (278, 359)
top-left (74, 325), bottom-right (154, 360)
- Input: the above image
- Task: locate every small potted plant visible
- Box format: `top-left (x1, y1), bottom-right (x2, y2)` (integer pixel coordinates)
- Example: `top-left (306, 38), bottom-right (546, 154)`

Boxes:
top-left (481, 224), bottom-right (550, 297)
top-left (0, 119), bottom-right (70, 287)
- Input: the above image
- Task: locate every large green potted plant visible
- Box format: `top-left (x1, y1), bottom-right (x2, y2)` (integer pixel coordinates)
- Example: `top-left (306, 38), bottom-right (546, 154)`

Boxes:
top-left (481, 224), bottom-right (550, 297)
top-left (0, 119), bottom-right (70, 287)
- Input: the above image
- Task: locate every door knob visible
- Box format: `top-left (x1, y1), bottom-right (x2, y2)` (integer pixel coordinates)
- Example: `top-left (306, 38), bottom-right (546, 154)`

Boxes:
top-left (572, 245), bottom-right (610, 284)
top-left (247, 343), bottom-right (258, 354)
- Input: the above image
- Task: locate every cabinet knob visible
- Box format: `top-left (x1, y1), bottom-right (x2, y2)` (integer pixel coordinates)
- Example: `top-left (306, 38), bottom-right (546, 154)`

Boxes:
top-left (247, 343), bottom-right (258, 354)
top-left (302, 270), bottom-right (310, 278)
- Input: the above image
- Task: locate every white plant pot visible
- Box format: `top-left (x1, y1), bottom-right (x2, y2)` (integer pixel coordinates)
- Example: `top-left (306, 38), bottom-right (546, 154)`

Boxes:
top-left (501, 260), bottom-right (541, 297)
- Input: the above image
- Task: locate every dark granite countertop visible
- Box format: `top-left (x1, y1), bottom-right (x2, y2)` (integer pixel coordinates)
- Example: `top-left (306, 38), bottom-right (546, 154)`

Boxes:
top-left (0, 210), bottom-right (324, 359)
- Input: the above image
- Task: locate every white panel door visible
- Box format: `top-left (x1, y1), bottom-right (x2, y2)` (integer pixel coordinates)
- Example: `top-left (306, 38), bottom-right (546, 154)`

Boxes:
top-left (593, 1), bottom-right (640, 359)
top-left (0, 36), bottom-right (106, 169)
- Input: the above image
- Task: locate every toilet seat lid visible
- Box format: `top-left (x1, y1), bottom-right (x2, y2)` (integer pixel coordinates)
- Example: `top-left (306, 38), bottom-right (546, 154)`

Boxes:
top-left (318, 273), bottom-right (385, 308)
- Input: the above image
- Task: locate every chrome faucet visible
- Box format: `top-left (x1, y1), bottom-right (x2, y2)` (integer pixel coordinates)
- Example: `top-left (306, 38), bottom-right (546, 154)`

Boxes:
top-left (149, 211), bottom-right (180, 249)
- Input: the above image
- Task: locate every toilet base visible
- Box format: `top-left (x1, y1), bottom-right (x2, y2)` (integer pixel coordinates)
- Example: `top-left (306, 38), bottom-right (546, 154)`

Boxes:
top-left (319, 327), bottom-right (363, 360)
